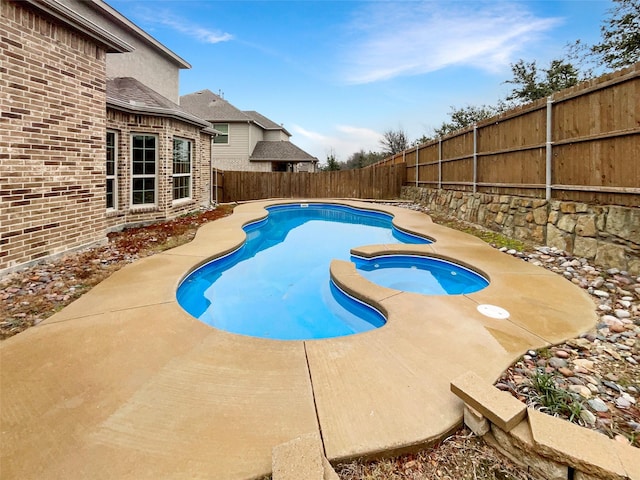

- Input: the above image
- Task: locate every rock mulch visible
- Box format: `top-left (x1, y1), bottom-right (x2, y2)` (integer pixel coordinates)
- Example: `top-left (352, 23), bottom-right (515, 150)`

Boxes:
top-left (0, 206), bottom-right (232, 339)
top-left (496, 246), bottom-right (639, 448)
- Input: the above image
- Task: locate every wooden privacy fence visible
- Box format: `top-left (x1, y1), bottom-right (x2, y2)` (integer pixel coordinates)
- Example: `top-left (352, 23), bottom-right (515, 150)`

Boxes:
top-left (374, 63), bottom-right (639, 207)
top-left (216, 164), bottom-right (406, 203)
top-left (212, 168), bottom-right (224, 204)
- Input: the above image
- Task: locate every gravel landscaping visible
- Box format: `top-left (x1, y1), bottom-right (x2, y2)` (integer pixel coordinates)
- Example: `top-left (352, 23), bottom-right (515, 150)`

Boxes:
top-left (496, 246), bottom-right (640, 448)
top-left (0, 205), bottom-right (233, 339)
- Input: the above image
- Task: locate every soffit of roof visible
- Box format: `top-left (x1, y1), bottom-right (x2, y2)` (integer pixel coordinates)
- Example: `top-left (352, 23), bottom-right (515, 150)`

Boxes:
top-left (22, 0), bottom-right (133, 53)
top-left (108, 98), bottom-right (217, 134)
top-left (242, 110), bottom-right (292, 136)
top-left (243, 111), bottom-right (279, 129)
top-left (86, 0), bottom-right (191, 68)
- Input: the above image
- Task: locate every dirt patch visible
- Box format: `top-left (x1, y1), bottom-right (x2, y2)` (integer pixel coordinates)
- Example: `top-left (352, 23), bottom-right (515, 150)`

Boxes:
top-left (336, 428), bottom-right (536, 480)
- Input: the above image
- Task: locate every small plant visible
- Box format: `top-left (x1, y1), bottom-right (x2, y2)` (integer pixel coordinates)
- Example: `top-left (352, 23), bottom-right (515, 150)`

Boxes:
top-left (537, 347), bottom-right (552, 359)
top-left (529, 369), bottom-right (562, 411)
top-left (566, 399), bottom-right (584, 423)
top-left (527, 368), bottom-right (583, 420)
top-left (430, 214), bottom-right (530, 252)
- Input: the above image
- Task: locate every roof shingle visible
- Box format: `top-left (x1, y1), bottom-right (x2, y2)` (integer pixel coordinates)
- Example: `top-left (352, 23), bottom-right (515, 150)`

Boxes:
top-left (180, 89), bottom-right (251, 122)
top-left (250, 141), bottom-right (318, 162)
top-left (107, 78), bottom-right (217, 132)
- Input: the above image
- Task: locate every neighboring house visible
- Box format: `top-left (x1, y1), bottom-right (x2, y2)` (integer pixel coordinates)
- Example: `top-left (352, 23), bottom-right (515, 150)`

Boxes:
top-left (180, 90), bottom-right (318, 172)
top-left (0, 0), bottom-right (215, 273)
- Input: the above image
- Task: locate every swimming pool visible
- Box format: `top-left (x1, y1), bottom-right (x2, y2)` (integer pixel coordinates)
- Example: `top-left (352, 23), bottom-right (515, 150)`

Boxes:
top-left (177, 203), bottom-right (488, 340)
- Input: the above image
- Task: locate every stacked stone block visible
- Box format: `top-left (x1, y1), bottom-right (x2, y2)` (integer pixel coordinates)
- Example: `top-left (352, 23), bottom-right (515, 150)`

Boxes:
top-left (403, 186), bottom-right (639, 275)
top-left (451, 371), bottom-right (640, 480)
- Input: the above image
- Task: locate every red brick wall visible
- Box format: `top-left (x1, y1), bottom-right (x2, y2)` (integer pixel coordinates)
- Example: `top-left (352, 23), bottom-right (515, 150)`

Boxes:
top-left (1, 1), bottom-right (108, 272)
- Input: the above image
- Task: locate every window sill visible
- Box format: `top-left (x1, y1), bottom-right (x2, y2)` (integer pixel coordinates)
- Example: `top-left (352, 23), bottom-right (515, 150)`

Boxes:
top-left (129, 205), bottom-right (158, 213)
top-left (172, 198), bottom-right (194, 207)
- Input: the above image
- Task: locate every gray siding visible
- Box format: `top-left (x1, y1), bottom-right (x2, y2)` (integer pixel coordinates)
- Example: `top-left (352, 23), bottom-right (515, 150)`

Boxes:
top-left (107, 51), bottom-right (179, 103)
top-left (248, 123), bottom-right (264, 152)
top-left (264, 130), bottom-right (289, 141)
top-left (213, 123), bottom-right (250, 165)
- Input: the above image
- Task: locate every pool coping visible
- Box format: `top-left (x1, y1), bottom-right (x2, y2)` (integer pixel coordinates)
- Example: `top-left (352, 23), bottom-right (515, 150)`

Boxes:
top-left (0, 199), bottom-right (598, 479)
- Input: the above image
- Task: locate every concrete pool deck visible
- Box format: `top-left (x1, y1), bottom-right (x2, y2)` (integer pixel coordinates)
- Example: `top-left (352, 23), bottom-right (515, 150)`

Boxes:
top-left (0, 200), bottom-right (597, 479)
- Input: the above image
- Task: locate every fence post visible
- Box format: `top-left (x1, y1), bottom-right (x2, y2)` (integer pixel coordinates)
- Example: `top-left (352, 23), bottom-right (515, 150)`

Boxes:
top-left (214, 167), bottom-right (218, 204)
top-left (438, 138), bottom-right (442, 190)
top-left (473, 125), bottom-right (478, 194)
top-left (546, 96), bottom-right (553, 201)
top-left (415, 145), bottom-right (419, 187)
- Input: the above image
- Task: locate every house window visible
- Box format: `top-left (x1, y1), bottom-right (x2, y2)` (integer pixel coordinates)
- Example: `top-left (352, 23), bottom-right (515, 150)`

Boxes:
top-left (213, 123), bottom-right (229, 144)
top-left (173, 137), bottom-right (192, 201)
top-left (106, 131), bottom-right (117, 209)
top-left (131, 134), bottom-right (157, 206)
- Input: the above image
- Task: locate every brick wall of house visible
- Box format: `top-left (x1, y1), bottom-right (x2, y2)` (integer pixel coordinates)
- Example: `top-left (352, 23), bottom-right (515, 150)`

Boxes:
top-left (104, 110), bottom-right (212, 231)
top-left (0, 1), bottom-right (108, 273)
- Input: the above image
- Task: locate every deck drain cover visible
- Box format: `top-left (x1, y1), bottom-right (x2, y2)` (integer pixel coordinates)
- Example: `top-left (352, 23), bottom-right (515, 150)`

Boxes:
top-left (477, 304), bottom-right (510, 319)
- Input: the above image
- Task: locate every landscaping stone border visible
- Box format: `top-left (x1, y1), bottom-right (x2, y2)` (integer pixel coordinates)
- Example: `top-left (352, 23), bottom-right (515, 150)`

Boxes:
top-left (402, 187), bottom-right (640, 275)
top-left (451, 371), bottom-right (640, 480)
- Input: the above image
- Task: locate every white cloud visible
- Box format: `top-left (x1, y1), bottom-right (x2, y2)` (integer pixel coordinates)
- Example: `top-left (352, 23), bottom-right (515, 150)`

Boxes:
top-left (137, 9), bottom-right (233, 44)
top-left (341, 1), bottom-right (561, 84)
top-left (291, 124), bottom-right (383, 163)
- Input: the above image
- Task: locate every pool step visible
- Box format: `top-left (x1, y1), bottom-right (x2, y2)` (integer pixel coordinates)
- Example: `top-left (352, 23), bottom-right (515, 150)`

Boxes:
top-left (272, 432), bottom-right (338, 480)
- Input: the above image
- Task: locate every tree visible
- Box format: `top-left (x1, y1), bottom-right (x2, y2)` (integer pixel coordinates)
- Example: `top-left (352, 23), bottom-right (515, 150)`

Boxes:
top-left (342, 150), bottom-right (385, 169)
top-left (322, 151), bottom-right (341, 171)
top-left (380, 129), bottom-right (409, 156)
top-left (590, 0), bottom-right (640, 69)
top-left (505, 59), bottom-right (580, 103)
top-left (544, 60), bottom-right (581, 93)
top-left (345, 150), bottom-right (366, 169)
top-left (432, 104), bottom-right (502, 137)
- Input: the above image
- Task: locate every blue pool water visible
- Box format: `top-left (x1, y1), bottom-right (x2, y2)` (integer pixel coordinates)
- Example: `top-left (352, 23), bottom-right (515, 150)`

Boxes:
top-left (352, 255), bottom-right (488, 295)
top-left (177, 203), bottom-right (487, 340)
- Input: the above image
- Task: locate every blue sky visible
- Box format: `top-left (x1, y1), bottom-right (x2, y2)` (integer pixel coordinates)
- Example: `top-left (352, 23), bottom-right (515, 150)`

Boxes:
top-left (106, 0), bottom-right (610, 163)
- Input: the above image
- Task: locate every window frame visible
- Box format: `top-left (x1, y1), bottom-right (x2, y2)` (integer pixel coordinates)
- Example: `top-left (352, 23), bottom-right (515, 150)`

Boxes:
top-left (212, 123), bottom-right (229, 144)
top-left (130, 133), bottom-right (158, 208)
top-left (172, 137), bottom-right (192, 203)
top-left (106, 130), bottom-right (118, 210)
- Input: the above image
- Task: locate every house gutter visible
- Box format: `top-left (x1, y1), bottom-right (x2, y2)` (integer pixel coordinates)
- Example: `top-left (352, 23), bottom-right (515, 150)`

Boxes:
top-left (107, 97), bottom-right (217, 131)
top-left (212, 145), bottom-right (217, 205)
top-left (23, 0), bottom-right (133, 53)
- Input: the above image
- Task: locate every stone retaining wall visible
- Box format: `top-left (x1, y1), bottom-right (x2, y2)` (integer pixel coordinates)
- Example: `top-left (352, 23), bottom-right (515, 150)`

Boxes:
top-left (402, 187), bottom-right (640, 275)
top-left (451, 371), bottom-right (639, 480)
